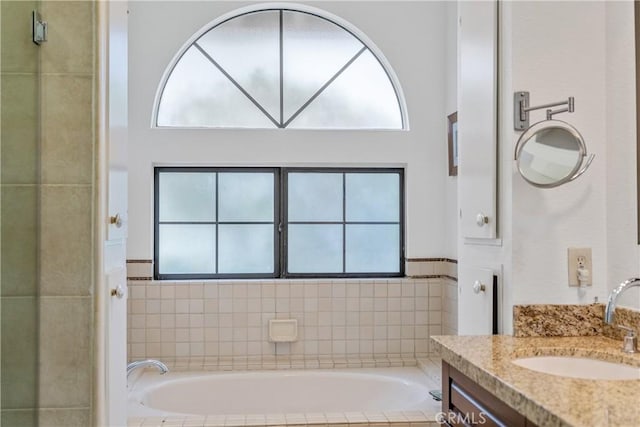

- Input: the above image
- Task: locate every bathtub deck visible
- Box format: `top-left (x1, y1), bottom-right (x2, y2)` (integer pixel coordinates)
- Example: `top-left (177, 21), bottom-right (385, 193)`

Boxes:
top-left (127, 358), bottom-right (443, 427)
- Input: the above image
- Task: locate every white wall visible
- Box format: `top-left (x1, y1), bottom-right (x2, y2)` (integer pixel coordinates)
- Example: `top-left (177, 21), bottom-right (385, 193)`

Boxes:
top-left (509, 1), bottom-right (608, 308)
top-left (461, 0), bottom-right (639, 335)
top-left (605, 1), bottom-right (640, 309)
top-left (127, 1), bottom-right (450, 261)
top-left (444, 1), bottom-right (458, 259)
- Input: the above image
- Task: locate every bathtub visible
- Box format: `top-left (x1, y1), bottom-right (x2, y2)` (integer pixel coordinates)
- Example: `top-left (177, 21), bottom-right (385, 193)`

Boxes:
top-left (128, 367), bottom-right (440, 422)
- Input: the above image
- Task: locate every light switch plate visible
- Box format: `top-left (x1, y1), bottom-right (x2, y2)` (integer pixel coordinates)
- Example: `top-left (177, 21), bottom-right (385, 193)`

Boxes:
top-left (568, 247), bottom-right (592, 287)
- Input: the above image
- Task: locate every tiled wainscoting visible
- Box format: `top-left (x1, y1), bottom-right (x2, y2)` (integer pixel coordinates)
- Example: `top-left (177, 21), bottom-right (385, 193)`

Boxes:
top-left (126, 258), bottom-right (459, 370)
top-left (127, 278), bottom-right (445, 369)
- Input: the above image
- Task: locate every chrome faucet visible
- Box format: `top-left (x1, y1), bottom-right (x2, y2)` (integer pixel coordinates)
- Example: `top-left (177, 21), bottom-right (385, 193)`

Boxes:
top-left (127, 359), bottom-right (169, 378)
top-left (604, 278), bottom-right (640, 353)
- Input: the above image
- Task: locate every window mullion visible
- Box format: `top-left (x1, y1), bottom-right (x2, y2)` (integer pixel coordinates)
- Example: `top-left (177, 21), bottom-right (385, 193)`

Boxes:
top-left (279, 10), bottom-right (284, 127)
top-left (215, 172), bottom-right (219, 275)
top-left (276, 168), bottom-right (283, 278)
top-left (342, 172), bottom-right (346, 274)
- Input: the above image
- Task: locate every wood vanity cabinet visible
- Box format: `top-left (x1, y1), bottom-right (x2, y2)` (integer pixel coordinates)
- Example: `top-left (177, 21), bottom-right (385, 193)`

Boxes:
top-left (441, 362), bottom-right (538, 427)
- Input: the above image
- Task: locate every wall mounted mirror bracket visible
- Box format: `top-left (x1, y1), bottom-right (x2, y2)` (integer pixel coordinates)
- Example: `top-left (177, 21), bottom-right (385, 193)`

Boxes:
top-left (513, 91), bottom-right (594, 188)
top-left (514, 91), bottom-right (574, 130)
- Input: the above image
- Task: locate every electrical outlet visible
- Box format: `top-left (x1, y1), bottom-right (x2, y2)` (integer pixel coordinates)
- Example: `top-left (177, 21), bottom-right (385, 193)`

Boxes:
top-left (568, 247), bottom-right (592, 287)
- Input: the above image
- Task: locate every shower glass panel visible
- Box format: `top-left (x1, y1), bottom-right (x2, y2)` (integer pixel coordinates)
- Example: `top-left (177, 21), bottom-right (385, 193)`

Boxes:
top-left (1, 1), bottom-right (40, 426)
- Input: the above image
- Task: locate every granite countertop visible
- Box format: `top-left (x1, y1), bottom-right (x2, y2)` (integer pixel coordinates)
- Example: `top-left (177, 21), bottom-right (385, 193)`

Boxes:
top-left (431, 335), bottom-right (640, 427)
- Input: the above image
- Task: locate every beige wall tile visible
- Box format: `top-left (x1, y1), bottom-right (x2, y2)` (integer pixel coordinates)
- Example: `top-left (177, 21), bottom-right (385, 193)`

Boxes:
top-left (41, 74), bottom-right (93, 184)
top-left (1, 74), bottom-right (39, 184)
top-left (39, 296), bottom-right (92, 407)
top-left (40, 1), bottom-right (94, 74)
top-left (128, 278), bottom-right (443, 364)
top-left (1, 186), bottom-right (38, 296)
top-left (40, 186), bottom-right (92, 296)
top-left (0, 1), bottom-right (38, 73)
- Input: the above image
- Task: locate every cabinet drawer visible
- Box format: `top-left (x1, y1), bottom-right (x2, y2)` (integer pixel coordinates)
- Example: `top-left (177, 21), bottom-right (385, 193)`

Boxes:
top-left (442, 361), bottom-right (537, 427)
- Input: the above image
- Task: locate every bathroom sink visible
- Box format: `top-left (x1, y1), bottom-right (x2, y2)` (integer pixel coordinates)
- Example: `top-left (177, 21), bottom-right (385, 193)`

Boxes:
top-left (512, 356), bottom-right (640, 380)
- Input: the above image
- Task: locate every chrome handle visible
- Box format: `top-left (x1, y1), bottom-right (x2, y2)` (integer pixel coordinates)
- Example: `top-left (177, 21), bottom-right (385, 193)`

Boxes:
top-left (110, 285), bottom-right (125, 299)
top-left (110, 213), bottom-right (123, 228)
top-left (476, 212), bottom-right (489, 227)
top-left (473, 280), bottom-right (486, 294)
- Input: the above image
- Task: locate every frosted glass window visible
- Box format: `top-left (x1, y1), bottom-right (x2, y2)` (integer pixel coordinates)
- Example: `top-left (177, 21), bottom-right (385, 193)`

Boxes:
top-left (155, 8), bottom-right (405, 129)
top-left (155, 168), bottom-right (403, 279)
top-left (345, 225), bottom-right (399, 273)
top-left (288, 173), bottom-right (342, 221)
top-left (281, 11), bottom-right (363, 123)
top-left (346, 173), bottom-right (399, 222)
top-left (158, 224), bottom-right (215, 274)
top-left (157, 47), bottom-right (276, 128)
top-left (288, 225), bottom-right (342, 273)
top-left (218, 172), bottom-right (274, 221)
top-left (218, 225), bottom-right (274, 274)
top-left (197, 11), bottom-right (281, 121)
top-left (287, 50), bottom-right (402, 129)
top-left (158, 172), bottom-right (215, 222)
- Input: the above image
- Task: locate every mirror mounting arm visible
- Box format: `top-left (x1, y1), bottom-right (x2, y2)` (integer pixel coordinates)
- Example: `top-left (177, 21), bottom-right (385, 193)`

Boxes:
top-left (514, 91), bottom-right (575, 130)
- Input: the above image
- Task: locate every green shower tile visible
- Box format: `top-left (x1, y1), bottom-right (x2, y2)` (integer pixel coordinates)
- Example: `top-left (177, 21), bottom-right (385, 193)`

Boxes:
top-left (38, 296), bottom-right (92, 408)
top-left (1, 409), bottom-right (37, 427)
top-left (1, 73), bottom-right (39, 185)
top-left (1, 186), bottom-right (38, 297)
top-left (40, 74), bottom-right (93, 185)
top-left (0, 0), bottom-right (38, 73)
top-left (38, 408), bottom-right (90, 427)
top-left (40, 186), bottom-right (92, 296)
top-left (40, 1), bottom-right (95, 74)
top-left (1, 296), bottom-right (38, 410)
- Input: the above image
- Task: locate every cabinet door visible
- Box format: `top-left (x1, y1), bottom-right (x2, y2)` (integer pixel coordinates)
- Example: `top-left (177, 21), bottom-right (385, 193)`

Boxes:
top-left (458, 266), bottom-right (494, 335)
top-left (442, 362), bottom-right (532, 427)
top-left (458, 0), bottom-right (498, 239)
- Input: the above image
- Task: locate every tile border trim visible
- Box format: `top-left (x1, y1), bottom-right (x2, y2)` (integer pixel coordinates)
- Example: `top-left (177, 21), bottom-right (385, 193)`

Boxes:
top-left (127, 259), bottom-right (459, 281)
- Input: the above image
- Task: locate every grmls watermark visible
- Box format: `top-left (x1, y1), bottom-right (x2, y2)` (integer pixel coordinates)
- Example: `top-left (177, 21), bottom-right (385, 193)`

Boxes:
top-left (435, 411), bottom-right (488, 425)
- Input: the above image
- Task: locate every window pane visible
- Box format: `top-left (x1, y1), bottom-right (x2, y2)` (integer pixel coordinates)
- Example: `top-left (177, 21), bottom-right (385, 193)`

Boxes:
top-left (288, 224), bottom-right (342, 273)
top-left (282, 11), bottom-right (364, 123)
top-left (218, 172), bottom-right (274, 222)
top-left (345, 225), bottom-right (399, 273)
top-left (158, 224), bottom-right (215, 274)
top-left (287, 50), bottom-right (402, 129)
top-left (197, 11), bottom-right (280, 121)
top-left (159, 172), bottom-right (216, 222)
top-left (288, 173), bottom-right (342, 221)
top-left (346, 173), bottom-right (399, 222)
top-left (218, 225), bottom-right (274, 274)
top-left (157, 46), bottom-right (276, 128)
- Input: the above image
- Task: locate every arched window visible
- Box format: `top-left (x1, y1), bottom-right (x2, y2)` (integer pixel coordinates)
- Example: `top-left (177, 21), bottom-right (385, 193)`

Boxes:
top-left (154, 5), bottom-right (408, 129)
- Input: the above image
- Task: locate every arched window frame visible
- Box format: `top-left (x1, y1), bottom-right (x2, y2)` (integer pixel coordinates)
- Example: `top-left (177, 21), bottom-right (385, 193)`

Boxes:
top-left (151, 2), bottom-right (410, 130)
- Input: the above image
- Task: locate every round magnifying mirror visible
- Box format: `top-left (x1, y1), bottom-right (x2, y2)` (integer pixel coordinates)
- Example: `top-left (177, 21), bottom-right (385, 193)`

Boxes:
top-left (514, 120), bottom-right (588, 188)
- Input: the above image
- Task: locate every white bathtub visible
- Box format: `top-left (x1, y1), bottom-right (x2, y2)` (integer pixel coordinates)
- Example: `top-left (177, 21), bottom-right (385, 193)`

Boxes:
top-left (128, 367), bottom-right (438, 418)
